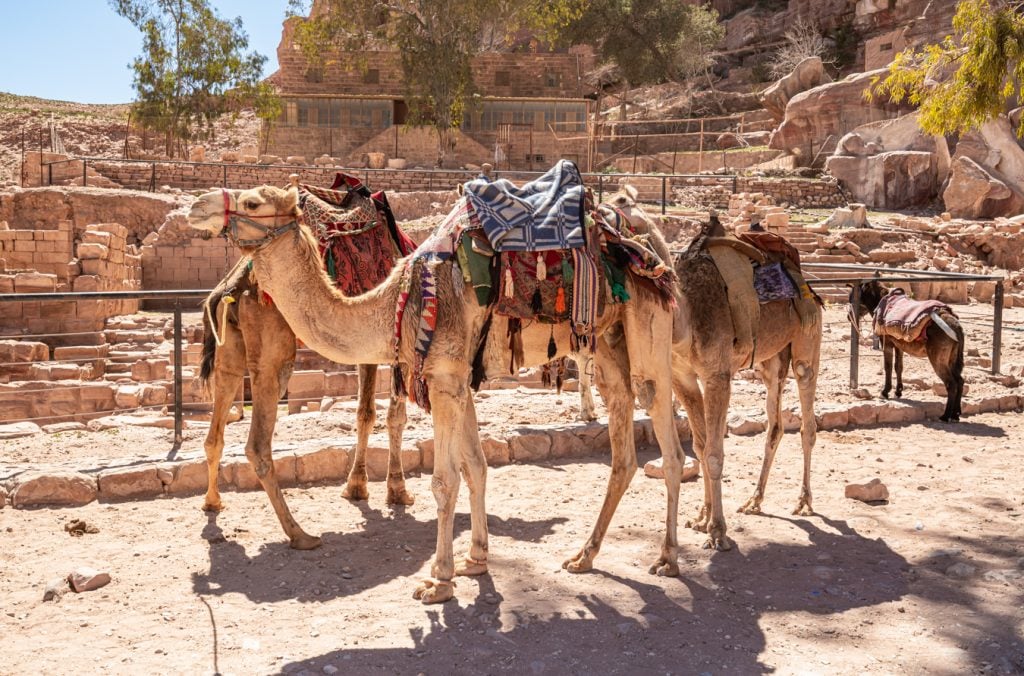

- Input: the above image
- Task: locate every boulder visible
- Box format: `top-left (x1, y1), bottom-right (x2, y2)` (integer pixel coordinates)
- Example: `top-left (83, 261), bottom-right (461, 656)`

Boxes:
top-left (827, 151), bottom-right (939, 210)
top-left (68, 567), bottom-right (111, 593)
top-left (10, 471), bottom-right (97, 507)
top-left (943, 156), bottom-right (1021, 219)
top-left (716, 132), bottom-right (742, 150)
top-left (189, 146), bottom-right (205, 162)
top-left (759, 56), bottom-right (832, 123)
top-left (844, 478), bottom-right (889, 502)
top-left (0, 422), bottom-right (42, 439)
top-left (509, 432), bottom-right (551, 462)
top-left (770, 68), bottom-right (905, 156)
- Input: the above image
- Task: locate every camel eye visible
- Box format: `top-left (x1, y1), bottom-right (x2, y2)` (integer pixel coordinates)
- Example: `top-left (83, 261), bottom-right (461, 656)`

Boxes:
top-left (244, 199), bottom-right (260, 210)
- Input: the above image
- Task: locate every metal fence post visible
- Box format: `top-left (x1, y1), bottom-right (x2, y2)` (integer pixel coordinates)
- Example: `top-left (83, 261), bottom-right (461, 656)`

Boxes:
top-left (598, 174), bottom-right (604, 203)
top-left (173, 301), bottom-right (183, 449)
top-left (223, 164), bottom-right (228, 188)
top-left (661, 175), bottom-right (667, 215)
top-left (993, 280), bottom-right (1004, 375)
top-left (849, 283), bottom-right (861, 389)
top-left (83, 159), bottom-right (87, 188)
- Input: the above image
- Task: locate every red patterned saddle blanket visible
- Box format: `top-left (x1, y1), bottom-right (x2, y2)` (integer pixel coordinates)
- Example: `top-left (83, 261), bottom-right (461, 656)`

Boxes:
top-left (873, 288), bottom-right (951, 342)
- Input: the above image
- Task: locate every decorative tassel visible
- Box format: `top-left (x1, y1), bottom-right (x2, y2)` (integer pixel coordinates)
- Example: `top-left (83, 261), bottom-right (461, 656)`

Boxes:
top-left (325, 248), bottom-right (336, 282)
top-left (547, 327), bottom-right (557, 360)
top-left (554, 286), bottom-right (567, 314)
top-left (504, 267), bottom-right (514, 298)
top-left (541, 362), bottom-right (552, 388)
top-left (536, 252), bottom-right (547, 280)
top-left (392, 365), bottom-right (407, 399)
top-left (530, 288), bottom-right (543, 314)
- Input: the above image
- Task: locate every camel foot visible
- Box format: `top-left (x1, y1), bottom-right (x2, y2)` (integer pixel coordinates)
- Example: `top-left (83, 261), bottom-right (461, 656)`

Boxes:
top-left (577, 410), bottom-right (598, 423)
top-left (454, 554), bottom-right (488, 577)
top-left (792, 496), bottom-right (814, 516)
top-left (702, 534), bottom-right (734, 551)
top-left (413, 579), bottom-right (455, 604)
top-left (386, 486), bottom-right (415, 506)
top-left (737, 497), bottom-right (762, 515)
top-left (686, 507), bottom-right (711, 533)
top-left (289, 532), bottom-right (323, 550)
top-left (648, 558), bottom-right (679, 577)
top-left (201, 499), bottom-right (224, 513)
top-left (342, 482), bottom-right (369, 501)
top-left (562, 550), bottom-right (595, 574)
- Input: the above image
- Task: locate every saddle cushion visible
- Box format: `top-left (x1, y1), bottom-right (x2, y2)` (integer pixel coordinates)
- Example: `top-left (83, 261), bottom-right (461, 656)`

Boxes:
top-left (753, 262), bottom-right (798, 303)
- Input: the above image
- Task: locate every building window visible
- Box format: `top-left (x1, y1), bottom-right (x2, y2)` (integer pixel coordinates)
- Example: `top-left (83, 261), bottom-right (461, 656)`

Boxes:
top-left (495, 71), bottom-right (510, 87)
top-left (545, 71), bottom-right (560, 88)
top-left (879, 42), bottom-right (893, 51)
top-left (305, 67), bottom-right (323, 83)
top-left (363, 69), bottom-right (380, 85)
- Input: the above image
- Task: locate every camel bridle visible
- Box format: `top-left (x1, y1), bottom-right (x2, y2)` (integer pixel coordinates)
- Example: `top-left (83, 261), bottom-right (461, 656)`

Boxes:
top-left (220, 188), bottom-right (299, 249)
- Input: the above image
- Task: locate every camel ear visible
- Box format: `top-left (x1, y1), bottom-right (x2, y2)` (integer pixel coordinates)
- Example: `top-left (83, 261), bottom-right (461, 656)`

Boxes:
top-left (622, 184), bottom-right (638, 201)
top-left (283, 185), bottom-right (299, 212)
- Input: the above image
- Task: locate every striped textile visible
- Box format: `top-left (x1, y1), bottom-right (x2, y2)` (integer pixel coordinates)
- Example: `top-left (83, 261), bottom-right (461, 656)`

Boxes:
top-left (463, 160), bottom-right (585, 252)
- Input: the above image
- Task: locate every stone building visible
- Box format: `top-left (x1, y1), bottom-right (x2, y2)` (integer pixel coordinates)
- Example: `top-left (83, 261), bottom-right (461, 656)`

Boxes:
top-left (264, 5), bottom-right (597, 169)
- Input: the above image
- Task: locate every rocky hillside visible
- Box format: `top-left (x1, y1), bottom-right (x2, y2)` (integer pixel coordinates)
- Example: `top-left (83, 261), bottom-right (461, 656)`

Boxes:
top-left (0, 93), bottom-right (261, 186)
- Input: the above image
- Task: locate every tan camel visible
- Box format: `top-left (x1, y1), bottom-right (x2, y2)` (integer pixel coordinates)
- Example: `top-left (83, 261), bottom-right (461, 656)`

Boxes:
top-left (187, 184), bottom-right (694, 603)
top-left (196, 258), bottom-right (413, 551)
top-left (608, 189), bottom-right (822, 551)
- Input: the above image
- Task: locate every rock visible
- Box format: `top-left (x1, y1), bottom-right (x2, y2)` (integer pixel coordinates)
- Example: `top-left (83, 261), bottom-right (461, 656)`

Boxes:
top-left (220, 151), bottom-right (240, 163)
top-left (0, 422), bottom-right (42, 439)
top-left (41, 422), bottom-right (87, 434)
top-left (10, 471), bottom-right (97, 507)
top-left (945, 562), bottom-right (977, 579)
top-left (509, 432), bottom-right (551, 462)
top-left (844, 478), bottom-right (889, 502)
top-left (716, 132), bottom-right (742, 150)
top-left (770, 69), bottom-right (902, 155)
top-left (97, 466), bottom-right (164, 500)
top-left (43, 577), bottom-right (70, 602)
top-left (642, 456), bottom-right (699, 482)
top-left (64, 519), bottom-right (100, 536)
top-left (759, 56), bottom-right (831, 123)
top-left (943, 156), bottom-right (1022, 219)
top-left (0, 485), bottom-right (7, 508)
top-left (68, 567), bottom-right (111, 593)
top-left (827, 151), bottom-right (939, 210)
top-left (189, 146), bottom-right (205, 162)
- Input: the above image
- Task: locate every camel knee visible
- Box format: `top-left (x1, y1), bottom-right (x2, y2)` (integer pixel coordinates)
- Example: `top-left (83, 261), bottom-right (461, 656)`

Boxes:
top-left (245, 448), bottom-right (274, 478)
top-left (632, 377), bottom-right (656, 410)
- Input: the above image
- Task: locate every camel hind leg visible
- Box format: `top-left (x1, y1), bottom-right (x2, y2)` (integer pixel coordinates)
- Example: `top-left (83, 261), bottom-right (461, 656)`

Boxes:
top-left (563, 334), bottom-right (637, 573)
top-left (790, 321), bottom-right (820, 515)
top-left (738, 348), bottom-right (790, 515)
top-left (385, 390), bottom-right (414, 505)
top-left (454, 395), bottom-right (489, 577)
top-left (574, 352), bottom-right (598, 421)
top-left (342, 364), bottom-right (377, 501)
top-left (673, 371), bottom-right (711, 533)
top-left (645, 371), bottom-right (685, 577)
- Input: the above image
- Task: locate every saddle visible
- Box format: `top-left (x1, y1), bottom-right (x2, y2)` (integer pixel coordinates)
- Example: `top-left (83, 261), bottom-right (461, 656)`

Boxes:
top-left (873, 288), bottom-right (951, 342)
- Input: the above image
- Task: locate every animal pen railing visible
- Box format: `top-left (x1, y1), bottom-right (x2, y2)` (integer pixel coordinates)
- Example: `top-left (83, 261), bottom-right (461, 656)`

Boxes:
top-left (1, 266), bottom-right (1010, 446)
top-left (38, 156), bottom-right (740, 215)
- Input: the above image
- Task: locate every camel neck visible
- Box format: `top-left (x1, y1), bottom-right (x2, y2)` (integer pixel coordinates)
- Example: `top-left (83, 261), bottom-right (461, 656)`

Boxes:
top-left (249, 230), bottom-right (398, 365)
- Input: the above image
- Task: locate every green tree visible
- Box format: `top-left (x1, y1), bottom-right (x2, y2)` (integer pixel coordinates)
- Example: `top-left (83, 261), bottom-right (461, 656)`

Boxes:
top-left (872, 0), bottom-right (1024, 136)
top-left (111, 0), bottom-right (278, 157)
top-left (287, 0), bottom-right (584, 166)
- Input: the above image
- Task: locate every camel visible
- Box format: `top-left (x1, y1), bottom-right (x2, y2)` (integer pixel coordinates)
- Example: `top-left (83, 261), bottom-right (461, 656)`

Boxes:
top-left (195, 185), bottom-right (414, 551)
top-left (187, 182), bottom-right (694, 603)
top-left (607, 190), bottom-right (822, 551)
top-left (850, 279), bottom-right (965, 422)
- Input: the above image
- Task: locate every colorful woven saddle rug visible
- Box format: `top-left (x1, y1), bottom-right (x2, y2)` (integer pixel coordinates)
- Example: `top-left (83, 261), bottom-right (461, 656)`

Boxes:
top-left (873, 288), bottom-right (952, 342)
top-left (299, 173), bottom-right (416, 296)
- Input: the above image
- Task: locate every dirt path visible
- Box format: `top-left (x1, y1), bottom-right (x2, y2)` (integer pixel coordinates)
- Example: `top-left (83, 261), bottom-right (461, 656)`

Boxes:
top-left (3, 412), bottom-right (1023, 674)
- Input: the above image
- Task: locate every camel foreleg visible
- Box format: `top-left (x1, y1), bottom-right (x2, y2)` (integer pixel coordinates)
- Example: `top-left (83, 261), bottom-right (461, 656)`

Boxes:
top-left (574, 352), bottom-right (598, 422)
top-left (698, 372), bottom-right (733, 551)
top-left (791, 353), bottom-right (818, 516)
top-left (454, 395), bottom-right (489, 577)
top-left (342, 364), bottom-right (377, 501)
top-left (201, 323), bottom-right (246, 513)
top-left (384, 390), bottom-right (414, 505)
top-left (673, 371), bottom-right (711, 533)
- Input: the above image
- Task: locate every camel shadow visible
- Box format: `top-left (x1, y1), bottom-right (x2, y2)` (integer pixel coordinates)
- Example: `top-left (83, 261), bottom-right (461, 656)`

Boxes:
top-left (192, 509), bottom-right (566, 604)
top-left (278, 517), bottom-right (913, 674)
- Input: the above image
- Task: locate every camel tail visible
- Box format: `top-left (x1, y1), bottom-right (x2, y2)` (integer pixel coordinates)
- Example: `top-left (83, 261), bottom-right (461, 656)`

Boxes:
top-left (198, 294), bottom-right (221, 391)
top-left (930, 310), bottom-right (959, 342)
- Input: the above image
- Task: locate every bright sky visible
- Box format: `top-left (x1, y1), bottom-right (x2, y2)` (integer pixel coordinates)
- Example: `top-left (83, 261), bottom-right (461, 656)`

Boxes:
top-left (0, 1), bottom-right (290, 104)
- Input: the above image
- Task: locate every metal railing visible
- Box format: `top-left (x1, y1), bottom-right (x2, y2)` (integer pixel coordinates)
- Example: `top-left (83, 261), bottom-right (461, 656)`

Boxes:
top-left (38, 155), bottom-right (740, 216)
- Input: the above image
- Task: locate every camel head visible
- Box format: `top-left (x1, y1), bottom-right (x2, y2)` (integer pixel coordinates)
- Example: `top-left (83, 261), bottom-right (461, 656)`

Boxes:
top-left (187, 185), bottom-right (301, 251)
top-left (600, 183), bottom-right (656, 235)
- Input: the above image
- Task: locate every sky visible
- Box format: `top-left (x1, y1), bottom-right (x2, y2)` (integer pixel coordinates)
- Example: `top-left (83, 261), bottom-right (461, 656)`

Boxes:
top-left (0, 1), bottom-right (291, 104)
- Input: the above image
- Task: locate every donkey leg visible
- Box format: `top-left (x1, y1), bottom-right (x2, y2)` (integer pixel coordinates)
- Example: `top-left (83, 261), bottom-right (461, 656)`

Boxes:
top-left (881, 339), bottom-right (894, 399)
top-left (894, 346), bottom-right (904, 399)
top-left (738, 351), bottom-right (788, 515)
top-left (342, 364), bottom-right (376, 501)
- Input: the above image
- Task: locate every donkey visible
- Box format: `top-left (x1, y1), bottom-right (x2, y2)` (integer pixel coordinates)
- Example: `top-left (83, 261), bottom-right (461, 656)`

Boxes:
top-left (850, 280), bottom-right (965, 422)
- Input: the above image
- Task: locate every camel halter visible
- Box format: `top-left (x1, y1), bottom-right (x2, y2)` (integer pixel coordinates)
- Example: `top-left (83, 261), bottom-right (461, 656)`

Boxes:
top-left (221, 189), bottom-right (299, 249)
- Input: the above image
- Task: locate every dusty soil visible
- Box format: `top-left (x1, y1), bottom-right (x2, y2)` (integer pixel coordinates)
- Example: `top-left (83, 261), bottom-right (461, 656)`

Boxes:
top-left (0, 301), bottom-right (1023, 673)
top-left (1, 411), bottom-right (1023, 674)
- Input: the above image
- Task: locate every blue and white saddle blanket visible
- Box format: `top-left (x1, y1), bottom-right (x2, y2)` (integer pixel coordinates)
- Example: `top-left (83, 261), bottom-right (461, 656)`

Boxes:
top-left (462, 159), bottom-right (585, 252)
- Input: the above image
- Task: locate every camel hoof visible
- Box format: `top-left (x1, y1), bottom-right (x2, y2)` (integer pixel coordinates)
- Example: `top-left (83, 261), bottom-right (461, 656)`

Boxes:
top-left (577, 411), bottom-right (598, 423)
top-left (455, 555), bottom-right (488, 577)
top-left (648, 559), bottom-right (679, 577)
top-left (289, 533), bottom-right (323, 550)
top-left (413, 579), bottom-right (455, 604)
top-left (201, 500), bottom-right (224, 513)
top-left (562, 553), bottom-right (594, 574)
top-left (342, 483), bottom-right (369, 501)
top-left (792, 503), bottom-right (814, 516)
top-left (686, 517), bottom-right (709, 533)
top-left (386, 488), bottom-right (415, 506)
top-left (737, 500), bottom-right (762, 515)
top-left (702, 535), bottom-right (734, 552)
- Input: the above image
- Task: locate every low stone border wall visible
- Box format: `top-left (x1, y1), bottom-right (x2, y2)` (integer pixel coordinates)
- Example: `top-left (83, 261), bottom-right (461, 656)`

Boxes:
top-left (1, 392), bottom-right (1021, 509)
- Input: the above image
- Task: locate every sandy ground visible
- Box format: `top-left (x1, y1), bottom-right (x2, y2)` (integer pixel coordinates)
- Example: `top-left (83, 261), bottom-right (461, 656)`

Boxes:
top-left (1, 304), bottom-right (1023, 674)
top-left (2, 412), bottom-right (1023, 674)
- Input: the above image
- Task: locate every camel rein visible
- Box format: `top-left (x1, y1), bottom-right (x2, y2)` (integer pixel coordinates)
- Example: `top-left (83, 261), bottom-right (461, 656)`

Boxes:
top-left (220, 189), bottom-right (298, 249)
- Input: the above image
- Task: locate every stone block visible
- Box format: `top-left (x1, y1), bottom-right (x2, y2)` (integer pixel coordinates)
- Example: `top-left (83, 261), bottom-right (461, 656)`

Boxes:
top-left (166, 458), bottom-right (220, 495)
top-left (509, 431), bottom-right (551, 462)
top-left (14, 272), bottom-right (57, 292)
top-left (73, 275), bottom-right (101, 292)
top-left (11, 471), bottom-right (97, 507)
top-left (0, 421), bottom-right (42, 439)
top-left (295, 446), bottom-right (350, 483)
top-left (115, 385), bottom-right (142, 408)
top-left (76, 243), bottom-right (110, 260)
top-left (480, 434), bottom-right (511, 465)
top-left (81, 231), bottom-right (112, 247)
top-left (816, 405), bottom-right (849, 430)
top-left (98, 466), bottom-right (164, 500)
top-left (92, 223), bottom-right (128, 240)
top-left (231, 453), bottom-right (298, 491)
top-left (846, 403), bottom-right (878, 427)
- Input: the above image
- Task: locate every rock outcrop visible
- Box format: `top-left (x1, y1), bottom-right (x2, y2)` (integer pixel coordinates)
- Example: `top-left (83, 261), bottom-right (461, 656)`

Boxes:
top-left (760, 56), bottom-right (832, 124)
top-left (943, 116), bottom-right (1024, 218)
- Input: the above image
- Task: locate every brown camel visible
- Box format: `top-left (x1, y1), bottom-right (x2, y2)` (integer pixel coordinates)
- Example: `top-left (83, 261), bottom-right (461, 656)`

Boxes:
top-left (187, 183), bottom-right (695, 603)
top-left (609, 190), bottom-right (822, 551)
top-left (195, 186), bottom-right (414, 552)
top-left (849, 279), bottom-right (965, 422)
